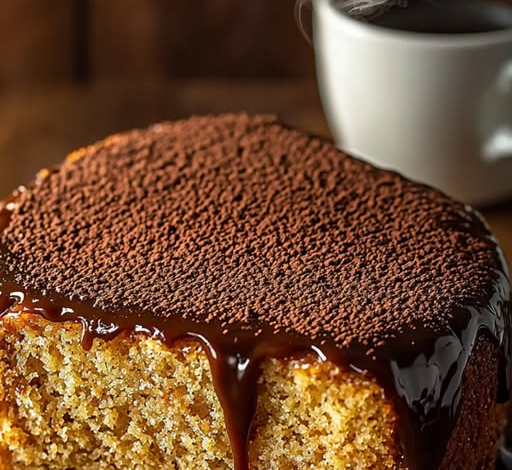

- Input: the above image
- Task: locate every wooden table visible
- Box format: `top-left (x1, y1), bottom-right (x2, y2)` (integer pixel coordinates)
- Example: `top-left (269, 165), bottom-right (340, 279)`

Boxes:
top-left (0, 80), bottom-right (511, 265)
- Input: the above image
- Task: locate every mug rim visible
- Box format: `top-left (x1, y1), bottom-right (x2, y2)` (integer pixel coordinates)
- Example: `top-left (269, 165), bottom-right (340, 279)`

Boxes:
top-left (316, 0), bottom-right (512, 46)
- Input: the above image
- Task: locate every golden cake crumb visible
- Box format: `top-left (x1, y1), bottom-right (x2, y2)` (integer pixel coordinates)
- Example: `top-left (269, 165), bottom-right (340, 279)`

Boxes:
top-left (0, 313), bottom-right (399, 470)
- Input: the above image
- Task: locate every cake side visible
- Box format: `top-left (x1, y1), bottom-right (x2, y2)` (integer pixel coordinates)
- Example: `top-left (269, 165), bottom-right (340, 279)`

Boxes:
top-left (440, 335), bottom-right (507, 470)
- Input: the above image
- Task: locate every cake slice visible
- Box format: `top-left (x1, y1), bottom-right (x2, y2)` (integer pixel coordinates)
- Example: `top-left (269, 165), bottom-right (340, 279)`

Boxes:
top-left (0, 114), bottom-right (510, 470)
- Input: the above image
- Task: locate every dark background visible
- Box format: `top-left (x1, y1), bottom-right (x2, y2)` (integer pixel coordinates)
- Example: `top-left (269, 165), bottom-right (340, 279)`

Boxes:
top-left (0, 0), bottom-right (327, 193)
top-left (0, 0), bottom-right (315, 85)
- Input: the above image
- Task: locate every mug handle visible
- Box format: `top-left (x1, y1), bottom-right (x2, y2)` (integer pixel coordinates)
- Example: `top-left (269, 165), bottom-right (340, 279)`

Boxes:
top-left (482, 60), bottom-right (512, 162)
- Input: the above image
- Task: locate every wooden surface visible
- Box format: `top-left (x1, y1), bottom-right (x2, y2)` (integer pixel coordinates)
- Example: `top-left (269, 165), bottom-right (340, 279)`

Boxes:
top-left (0, 0), bottom-right (74, 88)
top-left (485, 206), bottom-right (512, 270)
top-left (0, 80), bottom-right (510, 266)
top-left (0, 0), bottom-right (314, 87)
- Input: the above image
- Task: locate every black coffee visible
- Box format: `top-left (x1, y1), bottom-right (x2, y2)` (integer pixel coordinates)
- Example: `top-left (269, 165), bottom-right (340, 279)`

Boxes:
top-left (367, 0), bottom-right (512, 34)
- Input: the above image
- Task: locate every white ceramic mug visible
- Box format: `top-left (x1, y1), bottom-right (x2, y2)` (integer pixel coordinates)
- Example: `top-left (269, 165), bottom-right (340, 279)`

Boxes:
top-left (306, 0), bottom-right (512, 204)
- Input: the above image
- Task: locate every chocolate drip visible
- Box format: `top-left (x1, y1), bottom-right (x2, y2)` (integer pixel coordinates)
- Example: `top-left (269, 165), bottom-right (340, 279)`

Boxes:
top-left (0, 272), bottom-right (509, 470)
top-left (0, 281), bottom-right (317, 470)
top-left (204, 343), bottom-right (258, 470)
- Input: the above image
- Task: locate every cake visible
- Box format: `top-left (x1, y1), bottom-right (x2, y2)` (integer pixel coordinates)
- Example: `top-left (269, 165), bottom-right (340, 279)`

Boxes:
top-left (0, 114), bottom-right (509, 470)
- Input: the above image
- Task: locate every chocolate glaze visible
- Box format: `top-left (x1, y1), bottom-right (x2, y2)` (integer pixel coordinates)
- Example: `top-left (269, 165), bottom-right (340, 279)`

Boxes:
top-left (0, 114), bottom-right (510, 470)
top-left (0, 273), bottom-right (509, 470)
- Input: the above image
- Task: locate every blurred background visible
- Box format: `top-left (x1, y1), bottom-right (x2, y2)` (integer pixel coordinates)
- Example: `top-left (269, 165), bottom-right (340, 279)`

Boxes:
top-left (0, 0), bottom-right (326, 190)
top-left (0, 0), bottom-right (510, 259)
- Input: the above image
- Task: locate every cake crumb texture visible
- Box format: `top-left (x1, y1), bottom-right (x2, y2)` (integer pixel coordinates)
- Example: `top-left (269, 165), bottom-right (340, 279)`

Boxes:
top-left (0, 314), bottom-right (400, 470)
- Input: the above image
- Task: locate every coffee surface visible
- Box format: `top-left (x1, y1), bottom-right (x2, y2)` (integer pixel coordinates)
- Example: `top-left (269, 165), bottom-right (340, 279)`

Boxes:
top-left (366, 0), bottom-right (512, 34)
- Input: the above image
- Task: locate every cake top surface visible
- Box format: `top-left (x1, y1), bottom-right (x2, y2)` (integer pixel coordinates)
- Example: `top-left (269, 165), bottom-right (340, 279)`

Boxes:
top-left (0, 114), bottom-right (507, 350)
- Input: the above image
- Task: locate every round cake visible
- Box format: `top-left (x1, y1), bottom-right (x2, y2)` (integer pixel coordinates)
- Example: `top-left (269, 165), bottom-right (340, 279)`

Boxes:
top-left (0, 114), bottom-right (510, 470)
